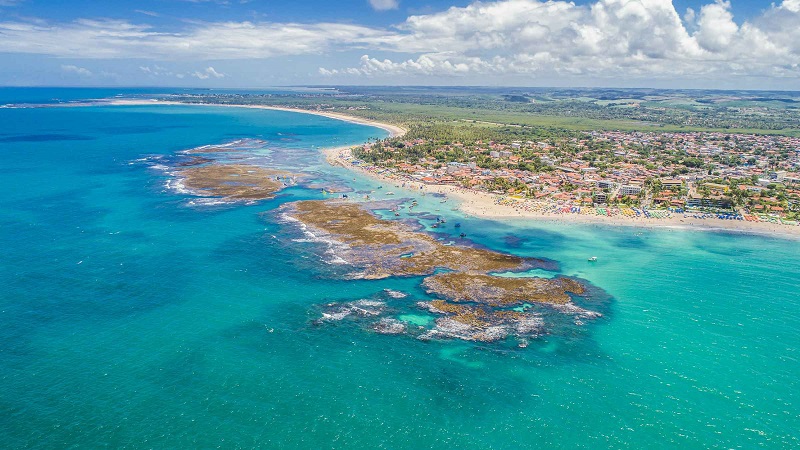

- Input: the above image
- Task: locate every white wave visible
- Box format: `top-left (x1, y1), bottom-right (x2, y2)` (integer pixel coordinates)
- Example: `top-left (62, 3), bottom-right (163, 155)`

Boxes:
top-left (383, 289), bottom-right (408, 298)
top-left (164, 178), bottom-right (192, 195)
top-left (552, 302), bottom-right (602, 319)
top-left (281, 212), bottom-right (350, 265)
top-left (186, 198), bottom-right (235, 207)
top-left (321, 311), bottom-right (351, 321)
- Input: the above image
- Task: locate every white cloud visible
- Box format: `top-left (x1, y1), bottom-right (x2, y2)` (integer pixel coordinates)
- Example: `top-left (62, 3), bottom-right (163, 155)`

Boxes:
top-left (1, 0), bottom-right (799, 85)
top-left (140, 65), bottom-right (172, 76)
top-left (134, 10), bottom-right (160, 17)
top-left (369, 0), bottom-right (399, 11)
top-left (192, 66), bottom-right (225, 79)
top-left (142, 64), bottom-right (226, 80)
top-left (60, 64), bottom-right (92, 77)
top-left (694, 1), bottom-right (738, 52)
top-left (0, 19), bottom-right (396, 60)
top-left (319, 0), bottom-right (800, 81)
top-left (684, 7), bottom-right (696, 24)
top-left (782, 0), bottom-right (800, 13)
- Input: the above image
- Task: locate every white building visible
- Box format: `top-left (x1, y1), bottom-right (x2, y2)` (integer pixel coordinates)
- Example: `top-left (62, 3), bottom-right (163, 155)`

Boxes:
top-left (620, 184), bottom-right (643, 196)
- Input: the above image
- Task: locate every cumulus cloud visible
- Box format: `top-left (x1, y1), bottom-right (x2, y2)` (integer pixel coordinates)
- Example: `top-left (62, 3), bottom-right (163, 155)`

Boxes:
top-left (782, 0), bottom-right (800, 13)
top-left (369, 0), bottom-right (399, 11)
top-left (61, 64), bottom-right (92, 77)
top-left (1, 0), bottom-right (800, 84)
top-left (320, 0), bottom-right (800, 81)
top-left (192, 66), bottom-right (225, 79)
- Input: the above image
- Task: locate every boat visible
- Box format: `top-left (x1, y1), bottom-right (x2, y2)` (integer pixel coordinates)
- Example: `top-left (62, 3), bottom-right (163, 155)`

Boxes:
top-left (459, 233), bottom-right (466, 238)
top-left (386, 192), bottom-right (395, 196)
top-left (588, 256), bottom-right (598, 262)
top-left (454, 223), bottom-right (461, 228)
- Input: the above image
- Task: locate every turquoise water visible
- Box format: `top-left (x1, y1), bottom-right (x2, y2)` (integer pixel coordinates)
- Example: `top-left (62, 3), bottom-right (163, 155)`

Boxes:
top-left (1, 96), bottom-right (799, 448)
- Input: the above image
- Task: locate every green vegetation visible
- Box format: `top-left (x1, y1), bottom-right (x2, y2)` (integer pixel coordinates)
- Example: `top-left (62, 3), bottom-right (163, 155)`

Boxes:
top-left (166, 86), bottom-right (800, 137)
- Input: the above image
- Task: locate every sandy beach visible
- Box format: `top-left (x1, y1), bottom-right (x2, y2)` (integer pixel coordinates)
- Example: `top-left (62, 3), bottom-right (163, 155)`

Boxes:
top-left (325, 147), bottom-right (800, 240)
top-left (107, 99), bottom-right (407, 138)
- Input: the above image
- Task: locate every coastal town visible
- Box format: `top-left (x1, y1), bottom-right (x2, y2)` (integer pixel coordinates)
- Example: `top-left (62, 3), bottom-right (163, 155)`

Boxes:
top-left (348, 129), bottom-right (800, 226)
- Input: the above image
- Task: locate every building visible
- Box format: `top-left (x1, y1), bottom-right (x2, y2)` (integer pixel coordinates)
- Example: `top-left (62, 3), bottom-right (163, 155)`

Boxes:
top-left (686, 194), bottom-right (732, 209)
top-left (661, 179), bottom-right (683, 190)
top-left (620, 184), bottom-right (643, 196)
top-left (593, 192), bottom-right (608, 204)
top-left (596, 180), bottom-right (618, 190)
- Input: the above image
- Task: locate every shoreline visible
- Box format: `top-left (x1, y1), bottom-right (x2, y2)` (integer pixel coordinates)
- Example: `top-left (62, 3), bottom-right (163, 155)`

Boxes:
top-left (108, 98), bottom-right (798, 239)
top-left (326, 147), bottom-right (800, 240)
top-left (106, 99), bottom-right (407, 138)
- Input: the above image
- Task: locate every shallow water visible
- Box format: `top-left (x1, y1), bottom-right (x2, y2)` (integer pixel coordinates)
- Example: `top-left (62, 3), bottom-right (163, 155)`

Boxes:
top-left (1, 95), bottom-right (799, 448)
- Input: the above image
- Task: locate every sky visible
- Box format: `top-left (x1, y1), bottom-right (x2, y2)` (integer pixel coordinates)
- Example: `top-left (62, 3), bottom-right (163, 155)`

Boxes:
top-left (0, 0), bottom-right (798, 89)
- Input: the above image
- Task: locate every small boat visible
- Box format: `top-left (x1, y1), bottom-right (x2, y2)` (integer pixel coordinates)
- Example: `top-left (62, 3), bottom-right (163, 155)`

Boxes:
top-left (394, 212), bottom-right (400, 216)
top-left (588, 256), bottom-right (598, 262)
top-left (454, 223), bottom-right (461, 228)
top-left (386, 192), bottom-right (395, 196)
top-left (459, 233), bottom-right (466, 238)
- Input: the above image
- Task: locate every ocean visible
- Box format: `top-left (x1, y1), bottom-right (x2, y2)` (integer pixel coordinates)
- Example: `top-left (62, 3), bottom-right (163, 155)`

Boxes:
top-left (1, 89), bottom-right (799, 448)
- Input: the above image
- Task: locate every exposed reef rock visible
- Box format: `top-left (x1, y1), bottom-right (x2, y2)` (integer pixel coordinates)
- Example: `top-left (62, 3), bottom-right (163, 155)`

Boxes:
top-left (282, 200), bottom-right (536, 279)
top-left (422, 273), bottom-right (585, 306)
top-left (177, 163), bottom-right (298, 201)
top-left (372, 318), bottom-right (407, 335)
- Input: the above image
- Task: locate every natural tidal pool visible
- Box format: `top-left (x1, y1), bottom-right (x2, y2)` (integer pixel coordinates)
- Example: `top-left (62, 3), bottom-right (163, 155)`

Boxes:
top-left (1, 96), bottom-right (799, 448)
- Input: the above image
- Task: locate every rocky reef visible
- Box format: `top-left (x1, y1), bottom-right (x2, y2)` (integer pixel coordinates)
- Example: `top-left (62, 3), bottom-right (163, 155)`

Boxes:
top-left (282, 200), bottom-right (534, 279)
top-left (422, 273), bottom-right (584, 306)
top-left (284, 200), bottom-right (603, 345)
top-left (177, 163), bottom-right (298, 201)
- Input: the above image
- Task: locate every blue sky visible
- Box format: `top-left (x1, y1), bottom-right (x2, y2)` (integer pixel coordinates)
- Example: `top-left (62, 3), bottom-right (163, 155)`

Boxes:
top-left (0, 0), bottom-right (798, 89)
top-left (0, 0), bottom-right (772, 25)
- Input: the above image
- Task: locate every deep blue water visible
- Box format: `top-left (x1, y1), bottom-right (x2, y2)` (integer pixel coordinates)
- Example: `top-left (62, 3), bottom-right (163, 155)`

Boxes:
top-left (1, 95), bottom-right (799, 448)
